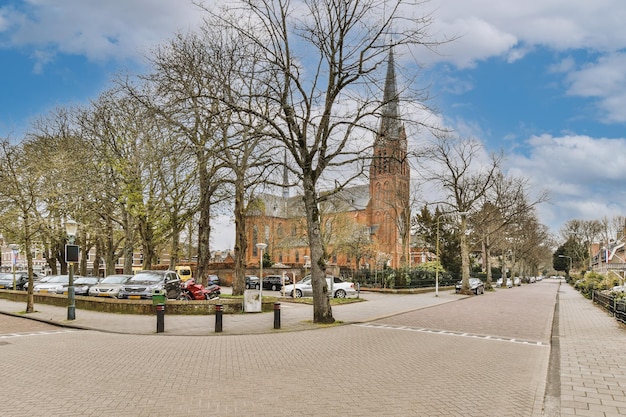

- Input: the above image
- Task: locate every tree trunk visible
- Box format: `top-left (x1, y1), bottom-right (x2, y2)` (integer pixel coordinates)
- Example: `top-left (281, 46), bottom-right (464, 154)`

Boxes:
top-left (196, 168), bottom-right (212, 286)
top-left (460, 213), bottom-right (472, 294)
top-left (303, 179), bottom-right (334, 324)
top-left (25, 231), bottom-right (35, 313)
top-left (484, 235), bottom-right (492, 289)
top-left (232, 175), bottom-right (247, 296)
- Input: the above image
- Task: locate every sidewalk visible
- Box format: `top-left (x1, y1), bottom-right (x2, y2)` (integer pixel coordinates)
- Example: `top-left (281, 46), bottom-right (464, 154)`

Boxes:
top-left (557, 282), bottom-right (626, 416)
top-left (0, 290), bottom-right (462, 335)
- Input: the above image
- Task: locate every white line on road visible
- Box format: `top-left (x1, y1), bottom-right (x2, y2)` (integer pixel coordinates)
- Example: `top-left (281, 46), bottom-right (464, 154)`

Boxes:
top-left (354, 323), bottom-right (549, 346)
top-left (0, 329), bottom-right (81, 339)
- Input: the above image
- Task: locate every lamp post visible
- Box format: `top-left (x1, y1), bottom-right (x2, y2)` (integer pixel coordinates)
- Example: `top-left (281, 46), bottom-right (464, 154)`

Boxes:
top-left (435, 215), bottom-right (444, 297)
top-left (256, 243), bottom-right (267, 303)
top-left (65, 220), bottom-right (79, 320)
top-left (9, 244), bottom-right (19, 290)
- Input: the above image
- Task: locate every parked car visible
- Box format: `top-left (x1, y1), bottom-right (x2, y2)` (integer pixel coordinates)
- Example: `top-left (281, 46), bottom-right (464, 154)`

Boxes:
top-left (245, 275), bottom-right (260, 289)
top-left (506, 278), bottom-right (513, 288)
top-left (55, 276), bottom-right (100, 296)
top-left (118, 270), bottom-right (182, 300)
top-left (283, 275), bottom-right (356, 298)
top-left (514, 277), bottom-right (521, 286)
top-left (0, 271), bottom-right (35, 290)
top-left (89, 274), bottom-right (133, 298)
top-left (455, 278), bottom-right (485, 295)
top-left (262, 275), bottom-right (292, 291)
top-left (24, 274), bottom-right (52, 292)
top-left (207, 274), bottom-right (220, 286)
top-left (33, 275), bottom-right (72, 294)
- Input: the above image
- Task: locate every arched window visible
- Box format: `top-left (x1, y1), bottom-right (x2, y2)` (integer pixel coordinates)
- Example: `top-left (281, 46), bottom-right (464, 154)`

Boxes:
top-left (252, 226), bottom-right (258, 256)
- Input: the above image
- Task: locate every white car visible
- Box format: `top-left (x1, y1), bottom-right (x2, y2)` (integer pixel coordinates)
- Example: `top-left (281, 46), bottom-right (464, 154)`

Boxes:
top-left (89, 274), bottom-right (133, 298)
top-left (33, 275), bottom-right (71, 294)
top-left (283, 275), bottom-right (356, 298)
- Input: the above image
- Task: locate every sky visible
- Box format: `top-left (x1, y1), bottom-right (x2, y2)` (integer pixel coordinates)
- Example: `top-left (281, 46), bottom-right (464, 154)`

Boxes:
top-left (1, 0), bottom-right (626, 250)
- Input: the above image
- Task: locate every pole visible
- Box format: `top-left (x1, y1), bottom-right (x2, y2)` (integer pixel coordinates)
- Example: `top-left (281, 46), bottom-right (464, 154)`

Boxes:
top-left (435, 215), bottom-right (440, 297)
top-left (12, 260), bottom-right (16, 291)
top-left (215, 304), bottom-right (223, 332)
top-left (156, 303), bottom-right (165, 333)
top-left (11, 246), bottom-right (18, 290)
top-left (274, 302), bottom-right (281, 329)
top-left (259, 248), bottom-right (264, 303)
top-left (67, 261), bottom-right (75, 320)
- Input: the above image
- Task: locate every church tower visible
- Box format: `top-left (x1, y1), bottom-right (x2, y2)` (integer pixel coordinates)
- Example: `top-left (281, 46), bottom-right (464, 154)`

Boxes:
top-left (368, 47), bottom-right (410, 267)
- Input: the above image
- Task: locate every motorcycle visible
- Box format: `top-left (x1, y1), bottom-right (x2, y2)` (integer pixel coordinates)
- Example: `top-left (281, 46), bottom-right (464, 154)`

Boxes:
top-left (180, 278), bottom-right (221, 300)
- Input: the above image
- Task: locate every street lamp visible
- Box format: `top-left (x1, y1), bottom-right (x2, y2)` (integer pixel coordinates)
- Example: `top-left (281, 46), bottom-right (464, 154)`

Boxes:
top-left (9, 244), bottom-right (19, 290)
top-left (65, 220), bottom-right (79, 320)
top-left (256, 243), bottom-right (267, 303)
top-left (435, 214), bottom-right (444, 297)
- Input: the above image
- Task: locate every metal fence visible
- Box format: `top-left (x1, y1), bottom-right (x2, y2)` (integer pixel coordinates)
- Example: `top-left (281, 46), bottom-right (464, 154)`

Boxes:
top-left (592, 290), bottom-right (626, 325)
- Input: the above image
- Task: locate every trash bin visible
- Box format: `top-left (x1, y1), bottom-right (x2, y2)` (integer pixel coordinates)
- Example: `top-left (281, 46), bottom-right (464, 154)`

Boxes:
top-left (152, 289), bottom-right (166, 305)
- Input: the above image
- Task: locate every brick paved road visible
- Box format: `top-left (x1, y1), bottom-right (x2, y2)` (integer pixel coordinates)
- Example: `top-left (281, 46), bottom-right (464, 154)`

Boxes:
top-left (2, 283), bottom-right (558, 416)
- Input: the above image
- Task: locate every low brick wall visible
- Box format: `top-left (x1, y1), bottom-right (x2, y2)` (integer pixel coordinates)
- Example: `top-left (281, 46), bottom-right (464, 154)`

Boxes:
top-left (362, 286), bottom-right (453, 294)
top-left (0, 290), bottom-right (276, 315)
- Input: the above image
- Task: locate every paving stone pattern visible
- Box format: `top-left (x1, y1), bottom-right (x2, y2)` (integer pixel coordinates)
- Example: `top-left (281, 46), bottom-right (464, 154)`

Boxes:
top-left (1, 280), bottom-right (626, 416)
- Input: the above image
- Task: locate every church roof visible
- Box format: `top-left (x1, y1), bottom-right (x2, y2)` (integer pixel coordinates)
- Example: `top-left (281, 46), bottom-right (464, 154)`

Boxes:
top-left (251, 184), bottom-right (370, 218)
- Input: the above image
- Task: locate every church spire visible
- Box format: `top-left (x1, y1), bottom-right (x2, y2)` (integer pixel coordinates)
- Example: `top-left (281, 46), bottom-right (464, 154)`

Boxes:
top-left (379, 47), bottom-right (402, 142)
top-left (383, 47), bottom-right (399, 120)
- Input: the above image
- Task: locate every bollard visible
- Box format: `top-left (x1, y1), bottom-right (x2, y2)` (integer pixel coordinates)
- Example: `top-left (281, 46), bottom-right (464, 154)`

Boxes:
top-left (156, 304), bottom-right (165, 333)
top-left (215, 304), bottom-right (223, 333)
top-left (274, 302), bottom-right (281, 329)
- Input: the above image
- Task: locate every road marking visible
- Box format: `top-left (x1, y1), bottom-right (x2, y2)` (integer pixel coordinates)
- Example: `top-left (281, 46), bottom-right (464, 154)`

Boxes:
top-left (0, 329), bottom-right (80, 339)
top-left (355, 323), bottom-right (548, 346)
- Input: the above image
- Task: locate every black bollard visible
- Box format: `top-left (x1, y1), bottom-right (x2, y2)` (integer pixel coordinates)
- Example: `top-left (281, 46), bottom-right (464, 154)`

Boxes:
top-left (274, 302), bottom-right (281, 329)
top-left (215, 304), bottom-right (223, 333)
top-left (156, 304), bottom-right (165, 333)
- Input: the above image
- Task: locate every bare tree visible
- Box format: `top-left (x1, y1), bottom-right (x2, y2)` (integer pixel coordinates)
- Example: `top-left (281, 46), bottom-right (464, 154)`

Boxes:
top-left (128, 31), bottom-right (231, 283)
top-left (474, 171), bottom-right (549, 288)
top-left (419, 134), bottom-right (501, 294)
top-left (194, 21), bottom-right (279, 293)
top-left (209, 0), bottom-right (438, 323)
top-left (560, 219), bottom-right (603, 269)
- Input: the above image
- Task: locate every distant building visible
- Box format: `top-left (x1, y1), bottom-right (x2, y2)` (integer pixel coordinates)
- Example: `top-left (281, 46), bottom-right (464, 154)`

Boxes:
top-left (245, 48), bottom-right (410, 270)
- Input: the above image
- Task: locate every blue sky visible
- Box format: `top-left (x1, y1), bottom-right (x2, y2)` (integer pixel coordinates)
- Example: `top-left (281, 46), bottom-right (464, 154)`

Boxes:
top-left (2, 0), bottom-right (626, 249)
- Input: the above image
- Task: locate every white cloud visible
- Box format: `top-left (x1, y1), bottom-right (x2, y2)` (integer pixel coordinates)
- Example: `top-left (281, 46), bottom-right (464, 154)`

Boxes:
top-left (507, 133), bottom-right (626, 232)
top-left (563, 53), bottom-right (626, 123)
top-left (0, 0), bottom-right (206, 67)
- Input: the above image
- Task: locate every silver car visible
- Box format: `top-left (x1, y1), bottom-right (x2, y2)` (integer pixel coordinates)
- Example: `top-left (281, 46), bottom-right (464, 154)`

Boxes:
top-left (89, 274), bottom-right (133, 298)
top-left (283, 275), bottom-right (356, 298)
top-left (55, 276), bottom-right (100, 296)
top-left (33, 275), bottom-right (72, 294)
top-left (118, 270), bottom-right (182, 300)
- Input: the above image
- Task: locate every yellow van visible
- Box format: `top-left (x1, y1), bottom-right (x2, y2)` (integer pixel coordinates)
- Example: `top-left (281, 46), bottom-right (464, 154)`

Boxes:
top-left (175, 265), bottom-right (193, 282)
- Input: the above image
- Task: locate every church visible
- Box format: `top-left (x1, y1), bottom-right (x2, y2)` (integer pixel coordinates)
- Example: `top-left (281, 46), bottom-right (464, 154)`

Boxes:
top-left (244, 49), bottom-right (411, 272)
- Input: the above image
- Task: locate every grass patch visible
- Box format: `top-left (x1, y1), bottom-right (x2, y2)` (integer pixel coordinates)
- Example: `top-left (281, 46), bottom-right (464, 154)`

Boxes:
top-left (280, 297), bottom-right (365, 305)
top-left (302, 320), bottom-right (345, 327)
